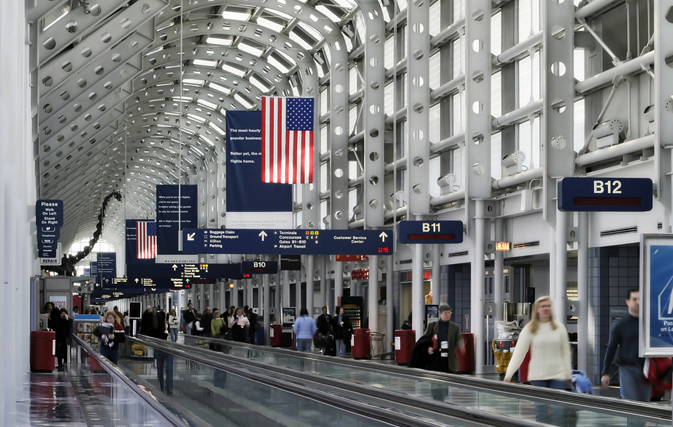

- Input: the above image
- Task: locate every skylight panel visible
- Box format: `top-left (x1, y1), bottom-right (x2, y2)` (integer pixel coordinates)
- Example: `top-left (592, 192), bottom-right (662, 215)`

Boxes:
top-left (315, 5), bottom-right (341, 23)
top-left (257, 17), bottom-right (285, 33)
top-left (197, 99), bottom-right (218, 110)
top-left (297, 21), bottom-right (324, 42)
top-left (222, 63), bottom-right (245, 77)
top-left (234, 94), bottom-right (255, 109)
top-left (209, 83), bottom-right (232, 95)
top-left (333, 0), bottom-right (356, 9)
top-left (239, 42), bottom-right (264, 57)
top-left (268, 56), bottom-right (290, 74)
top-left (209, 122), bottom-right (225, 135)
top-left (183, 79), bottom-right (204, 86)
top-left (205, 36), bottom-right (232, 46)
top-left (250, 75), bottom-right (273, 92)
top-left (187, 114), bottom-right (205, 123)
top-left (193, 59), bottom-right (218, 67)
top-left (221, 9), bottom-right (251, 21)
top-left (289, 31), bottom-right (314, 50)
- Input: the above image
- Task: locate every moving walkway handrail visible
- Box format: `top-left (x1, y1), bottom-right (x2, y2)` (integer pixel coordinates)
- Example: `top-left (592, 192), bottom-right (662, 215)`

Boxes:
top-left (181, 334), bottom-right (671, 423)
top-left (134, 335), bottom-right (549, 427)
top-left (71, 334), bottom-right (209, 427)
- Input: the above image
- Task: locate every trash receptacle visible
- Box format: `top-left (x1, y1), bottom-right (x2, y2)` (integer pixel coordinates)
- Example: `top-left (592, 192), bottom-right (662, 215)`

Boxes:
top-left (270, 324), bottom-right (283, 346)
top-left (254, 326), bottom-right (264, 345)
top-left (456, 333), bottom-right (475, 373)
top-left (394, 329), bottom-right (416, 365)
top-left (351, 328), bottom-right (370, 359)
top-left (30, 331), bottom-right (55, 372)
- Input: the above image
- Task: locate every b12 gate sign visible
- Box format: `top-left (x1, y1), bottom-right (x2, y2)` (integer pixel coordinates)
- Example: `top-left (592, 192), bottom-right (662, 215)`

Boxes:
top-left (398, 220), bottom-right (464, 244)
top-left (558, 177), bottom-right (653, 212)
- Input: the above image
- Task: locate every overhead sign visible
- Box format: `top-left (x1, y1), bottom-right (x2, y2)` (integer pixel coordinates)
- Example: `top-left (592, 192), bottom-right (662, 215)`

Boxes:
top-left (126, 263), bottom-right (243, 289)
top-left (90, 261), bottom-right (98, 283)
top-left (40, 242), bottom-right (62, 266)
top-left (496, 241), bottom-right (511, 251)
top-left (125, 219), bottom-right (155, 265)
top-left (241, 261), bottom-right (278, 275)
top-left (641, 234), bottom-right (673, 357)
top-left (96, 253), bottom-right (116, 284)
top-left (37, 199), bottom-right (63, 258)
top-left (280, 254), bottom-right (301, 271)
top-left (558, 177), bottom-right (653, 212)
top-left (226, 111), bottom-right (292, 229)
top-left (336, 255), bottom-right (367, 262)
top-left (398, 220), bottom-right (464, 244)
top-left (156, 184), bottom-right (198, 263)
top-left (182, 228), bottom-right (394, 255)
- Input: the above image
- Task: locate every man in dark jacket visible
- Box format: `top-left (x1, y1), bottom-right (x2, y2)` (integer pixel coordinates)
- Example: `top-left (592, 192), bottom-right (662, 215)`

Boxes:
top-left (140, 306), bottom-right (154, 336)
top-left (421, 304), bottom-right (465, 401)
top-left (316, 306), bottom-right (332, 336)
top-left (183, 302), bottom-right (196, 335)
top-left (201, 307), bottom-right (213, 337)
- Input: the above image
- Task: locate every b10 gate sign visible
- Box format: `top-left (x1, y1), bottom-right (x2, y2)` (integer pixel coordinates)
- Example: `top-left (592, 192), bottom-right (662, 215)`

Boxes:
top-left (558, 177), bottom-right (653, 212)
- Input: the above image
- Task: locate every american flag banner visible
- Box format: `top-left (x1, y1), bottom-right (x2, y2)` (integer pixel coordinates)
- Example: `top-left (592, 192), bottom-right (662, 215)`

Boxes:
top-left (261, 96), bottom-right (314, 184)
top-left (136, 221), bottom-right (157, 259)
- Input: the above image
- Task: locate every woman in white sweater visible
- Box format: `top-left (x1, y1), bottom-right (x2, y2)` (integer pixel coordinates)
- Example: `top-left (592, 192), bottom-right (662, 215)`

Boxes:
top-left (504, 296), bottom-right (572, 424)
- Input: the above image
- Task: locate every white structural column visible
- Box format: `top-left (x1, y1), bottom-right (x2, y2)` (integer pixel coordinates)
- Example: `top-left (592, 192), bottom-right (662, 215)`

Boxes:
top-left (295, 268), bottom-right (302, 310)
top-left (274, 272), bottom-right (281, 322)
top-left (471, 200), bottom-right (486, 373)
top-left (655, 0), bottom-right (673, 215)
top-left (283, 271), bottom-right (291, 310)
top-left (431, 245), bottom-right (440, 304)
top-left (368, 255), bottom-right (379, 333)
top-left (263, 256), bottom-right (271, 345)
top-left (465, 0), bottom-right (492, 375)
top-left (334, 258), bottom-right (344, 304)
top-left (577, 212), bottom-right (589, 373)
top-left (306, 255), bottom-right (314, 316)
top-left (199, 283), bottom-right (205, 311)
top-left (412, 243), bottom-right (425, 339)
top-left (208, 283), bottom-right (214, 308)
top-left (543, 0), bottom-right (574, 316)
top-left (494, 219), bottom-right (504, 322)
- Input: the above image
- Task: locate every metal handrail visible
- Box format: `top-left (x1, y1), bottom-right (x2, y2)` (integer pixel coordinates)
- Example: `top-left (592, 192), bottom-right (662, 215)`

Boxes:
top-left (134, 335), bottom-right (553, 427)
top-left (179, 334), bottom-right (671, 424)
top-left (71, 334), bottom-right (208, 427)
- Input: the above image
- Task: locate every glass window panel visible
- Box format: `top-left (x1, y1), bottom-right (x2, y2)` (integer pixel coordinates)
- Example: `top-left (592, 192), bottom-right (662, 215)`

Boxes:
top-left (574, 48), bottom-right (585, 82)
top-left (320, 201), bottom-right (328, 229)
top-left (429, 1), bottom-right (441, 37)
top-left (518, 52), bottom-right (540, 107)
top-left (574, 99), bottom-right (585, 153)
top-left (453, 0), bottom-right (464, 21)
top-left (491, 11), bottom-right (502, 56)
top-left (349, 188), bottom-right (358, 218)
top-left (349, 66), bottom-right (359, 95)
top-left (295, 211), bottom-right (302, 228)
top-left (349, 106), bottom-right (358, 135)
top-left (518, 0), bottom-right (540, 41)
top-left (429, 156), bottom-right (441, 197)
top-left (321, 162), bottom-right (328, 193)
top-left (429, 104), bottom-right (441, 144)
top-left (429, 52), bottom-right (441, 90)
top-left (451, 146), bottom-right (463, 191)
top-left (491, 71), bottom-right (502, 118)
top-left (321, 125), bottom-right (328, 153)
top-left (518, 117), bottom-right (540, 169)
top-left (384, 83), bottom-right (394, 116)
top-left (491, 132), bottom-right (502, 180)
top-left (452, 92), bottom-right (463, 135)
top-left (320, 89), bottom-right (328, 115)
top-left (385, 36), bottom-right (395, 69)
top-left (349, 159), bottom-right (359, 180)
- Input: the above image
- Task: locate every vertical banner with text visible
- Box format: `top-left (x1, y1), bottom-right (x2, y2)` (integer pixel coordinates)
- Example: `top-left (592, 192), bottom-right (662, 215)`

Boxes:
top-left (226, 111), bottom-right (292, 229)
top-left (156, 185), bottom-right (198, 263)
top-left (126, 219), bottom-right (155, 265)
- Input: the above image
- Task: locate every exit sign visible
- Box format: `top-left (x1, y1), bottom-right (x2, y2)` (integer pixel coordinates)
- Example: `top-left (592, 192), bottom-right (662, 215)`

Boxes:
top-left (495, 241), bottom-right (510, 251)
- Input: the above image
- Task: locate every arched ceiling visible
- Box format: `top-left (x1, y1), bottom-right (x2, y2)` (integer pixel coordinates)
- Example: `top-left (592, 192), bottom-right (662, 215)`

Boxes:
top-left (31, 0), bottom-right (382, 254)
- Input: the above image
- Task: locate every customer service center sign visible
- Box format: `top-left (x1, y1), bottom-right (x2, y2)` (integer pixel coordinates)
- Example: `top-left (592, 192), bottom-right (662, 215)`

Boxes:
top-left (641, 234), bottom-right (673, 357)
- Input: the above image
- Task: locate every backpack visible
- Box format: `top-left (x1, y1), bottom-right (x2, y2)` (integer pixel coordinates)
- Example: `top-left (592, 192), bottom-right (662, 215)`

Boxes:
top-left (643, 358), bottom-right (673, 392)
top-left (570, 370), bottom-right (594, 394)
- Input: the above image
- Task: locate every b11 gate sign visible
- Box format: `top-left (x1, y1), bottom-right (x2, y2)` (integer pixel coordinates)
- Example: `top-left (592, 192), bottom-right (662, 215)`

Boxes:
top-left (183, 228), bottom-right (394, 255)
top-left (398, 220), bottom-right (464, 244)
top-left (558, 177), bottom-right (653, 212)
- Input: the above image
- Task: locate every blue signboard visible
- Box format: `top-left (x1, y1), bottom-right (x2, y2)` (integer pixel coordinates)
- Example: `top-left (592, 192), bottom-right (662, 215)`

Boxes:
top-left (182, 228), bottom-right (394, 255)
top-left (125, 219), bottom-right (155, 264)
top-left (156, 185), bottom-right (198, 255)
top-left (642, 234), bottom-right (673, 356)
top-left (558, 177), bottom-right (653, 212)
top-left (241, 261), bottom-right (279, 275)
top-left (37, 199), bottom-right (63, 257)
top-left (96, 253), bottom-right (116, 285)
top-left (226, 111), bottom-right (292, 228)
top-left (398, 220), bottom-right (463, 244)
top-left (126, 263), bottom-right (243, 289)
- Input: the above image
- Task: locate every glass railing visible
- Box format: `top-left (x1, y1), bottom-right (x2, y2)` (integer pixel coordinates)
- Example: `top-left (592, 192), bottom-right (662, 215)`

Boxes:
top-left (177, 335), bottom-right (669, 427)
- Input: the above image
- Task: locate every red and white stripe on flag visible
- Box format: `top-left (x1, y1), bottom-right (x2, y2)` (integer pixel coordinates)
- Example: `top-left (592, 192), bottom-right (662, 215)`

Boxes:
top-left (261, 96), bottom-right (314, 184)
top-left (136, 221), bottom-right (157, 259)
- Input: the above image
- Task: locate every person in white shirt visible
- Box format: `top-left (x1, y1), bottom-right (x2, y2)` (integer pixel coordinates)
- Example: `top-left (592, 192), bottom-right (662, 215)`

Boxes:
top-left (167, 309), bottom-right (179, 342)
top-left (503, 296), bottom-right (572, 425)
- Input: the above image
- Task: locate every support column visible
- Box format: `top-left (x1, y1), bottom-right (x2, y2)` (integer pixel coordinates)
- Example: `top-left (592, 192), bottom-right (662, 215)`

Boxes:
top-left (494, 219), bottom-right (504, 322)
top-left (554, 208), bottom-right (568, 324)
top-left (283, 271), bottom-right (290, 309)
top-left (431, 245), bottom-right (440, 304)
top-left (368, 255), bottom-right (379, 333)
top-left (412, 240), bottom-right (425, 340)
top-left (472, 200), bottom-right (486, 374)
top-left (232, 281), bottom-right (239, 308)
top-left (208, 283), bottom-right (214, 309)
top-left (199, 283), bottom-right (205, 312)
top-left (335, 258), bottom-right (343, 305)
top-left (306, 255), bottom-right (314, 316)
top-left (274, 272), bottom-right (281, 323)
top-left (578, 212), bottom-right (589, 373)
top-left (263, 256), bottom-right (270, 345)
top-left (295, 269), bottom-right (302, 310)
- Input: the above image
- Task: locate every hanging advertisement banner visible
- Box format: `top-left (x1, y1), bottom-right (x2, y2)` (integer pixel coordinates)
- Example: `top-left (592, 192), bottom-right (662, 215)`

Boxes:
top-left (156, 185), bottom-right (198, 263)
top-left (225, 111), bottom-right (292, 229)
top-left (641, 234), bottom-right (673, 357)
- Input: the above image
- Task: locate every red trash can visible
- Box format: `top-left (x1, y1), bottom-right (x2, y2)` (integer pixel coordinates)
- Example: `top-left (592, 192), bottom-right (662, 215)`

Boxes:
top-left (456, 333), bottom-right (475, 373)
top-left (270, 324), bottom-right (283, 347)
top-left (394, 329), bottom-right (416, 365)
top-left (30, 331), bottom-right (56, 372)
top-left (351, 328), bottom-right (371, 359)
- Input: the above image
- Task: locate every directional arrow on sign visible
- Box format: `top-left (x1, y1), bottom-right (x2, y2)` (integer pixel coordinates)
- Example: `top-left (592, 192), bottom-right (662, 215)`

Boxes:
top-left (172, 264), bottom-right (178, 271)
top-left (187, 232), bottom-right (196, 241)
top-left (259, 231), bottom-right (267, 241)
top-left (379, 232), bottom-right (388, 242)
top-left (135, 278), bottom-right (139, 283)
